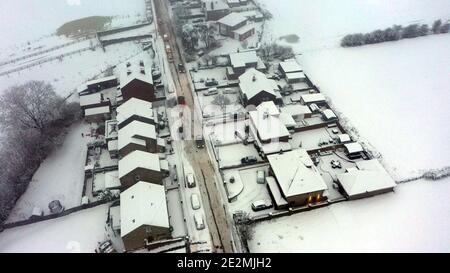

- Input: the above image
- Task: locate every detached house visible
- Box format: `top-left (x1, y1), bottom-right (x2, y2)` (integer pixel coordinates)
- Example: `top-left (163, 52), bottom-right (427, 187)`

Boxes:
top-left (239, 68), bottom-right (279, 107)
top-left (218, 12), bottom-right (255, 41)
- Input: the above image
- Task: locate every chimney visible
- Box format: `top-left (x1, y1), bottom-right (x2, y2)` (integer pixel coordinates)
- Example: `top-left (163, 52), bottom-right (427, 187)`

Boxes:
top-left (127, 70), bottom-right (132, 76)
top-left (252, 74), bottom-right (256, 82)
top-left (140, 68), bottom-right (146, 75)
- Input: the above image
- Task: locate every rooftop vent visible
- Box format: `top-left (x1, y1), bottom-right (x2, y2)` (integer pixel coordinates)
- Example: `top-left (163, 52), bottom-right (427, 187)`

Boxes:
top-left (140, 68), bottom-right (146, 75)
top-left (126, 62), bottom-right (131, 67)
top-left (252, 74), bottom-right (257, 82)
top-left (127, 70), bottom-right (132, 76)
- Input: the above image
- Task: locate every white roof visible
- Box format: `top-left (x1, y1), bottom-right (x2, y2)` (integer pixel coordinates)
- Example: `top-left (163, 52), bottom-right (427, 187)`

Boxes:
top-left (218, 12), bottom-right (247, 27)
top-left (160, 160), bottom-right (169, 171)
top-left (279, 60), bottom-right (303, 73)
top-left (108, 139), bottom-right (118, 152)
top-left (118, 151), bottom-right (161, 179)
top-left (205, 0), bottom-right (229, 11)
top-left (239, 68), bottom-right (278, 100)
top-left (157, 138), bottom-right (165, 147)
top-left (230, 50), bottom-right (258, 68)
top-left (322, 109), bottom-right (337, 120)
top-left (337, 159), bottom-right (396, 197)
top-left (85, 75), bottom-right (117, 87)
top-left (279, 113), bottom-right (296, 127)
top-left (119, 52), bottom-right (153, 89)
top-left (301, 93), bottom-right (326, 104)
top-left (338, 134), bottom-right (351, 143)
top-left (84, 106), bottom-right (110, 116)
top-left (120, 182), bottom-right (169, 237)
top-left (80, 93), bottom-right (101, 107)
top-left (116, 98), bottom-right (154, 125)
top-left (281, 104), bottom-right (312, 117)
top-left (344, 142), bottom-right (364, 154)
top-left (118, 120), bottom-right (156, 150)
top-left (266, 176), bottom-right (288, 207)
top-left (110, 206), bottom-right (121, 231)
top-left (104, 171), bottom-right (120, 189)
top-left (285, 72), bottom-right (306, 80)
top-left (267, 149), bottom-right (328, 198)
top-left (249, 101), bottom-right (290, 141)
top-left (233, 23), bottom-right (255, 35)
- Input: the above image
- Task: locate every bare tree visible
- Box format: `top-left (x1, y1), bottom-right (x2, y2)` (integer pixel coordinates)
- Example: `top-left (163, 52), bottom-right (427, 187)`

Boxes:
top-left (212, 94), bottom-right (231, 110)
top-left (197, 23), bottom-right (217, 49)
top-left (0, 81), bottom-right (64, 135)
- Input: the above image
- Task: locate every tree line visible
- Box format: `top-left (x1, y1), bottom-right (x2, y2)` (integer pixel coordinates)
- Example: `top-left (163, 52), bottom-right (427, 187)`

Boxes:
top-left (0, 81), bottom-right (81, 223)
top-left (341, 19), bottom-right (450, 47)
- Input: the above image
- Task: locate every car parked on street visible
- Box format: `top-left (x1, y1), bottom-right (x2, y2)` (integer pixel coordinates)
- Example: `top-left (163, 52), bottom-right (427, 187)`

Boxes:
top-left (194, 213), bottom-right (205, 230)
top-left (186, 173), bottom-right (196, 188)
top-left (191, 193), bottom-right (201, 210)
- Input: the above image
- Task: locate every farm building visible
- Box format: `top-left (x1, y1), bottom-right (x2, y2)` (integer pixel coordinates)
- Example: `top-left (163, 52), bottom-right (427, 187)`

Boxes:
top-left (249, 101), bottom-right (292, 155)
top-left (337, 159), bottom-right (396, 200)
top-left (116, 97), bottom-right (156, 130)
top-left (239, 68), bottom-right (280, 107)
top-left (227, 50), bottom-right (265, 79)
top-left (84, 105), bottom-right (111, 123)
top-left (118, 150), bottom-right (163, 190)
top-left (204, 0), bottom-right (230, 21)
top-left (267, 149), bottom-right (328, 208)
top-left (120, 182), bottom-right (171, 251)
top-left (119, 54), bottom-right (155, 102)
top-left (118, 120), bottom-right (157, 157)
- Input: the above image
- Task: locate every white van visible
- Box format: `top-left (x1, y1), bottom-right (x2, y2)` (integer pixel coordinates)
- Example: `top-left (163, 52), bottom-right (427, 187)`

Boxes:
top-left (191, 193), bottom-right (201, 210)
top-left (194, 213), bottom-right (205, 230)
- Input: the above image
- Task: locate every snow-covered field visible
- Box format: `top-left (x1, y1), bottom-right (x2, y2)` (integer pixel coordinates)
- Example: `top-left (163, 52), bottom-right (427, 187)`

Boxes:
top-left (260, 0), bottom-right (450, 180)
top-left (248, 178), bottom-right (450, 253)
top-left (6, 122), bottom-right (93, 222)
top-left (0, 204), bottom-right (109, 253)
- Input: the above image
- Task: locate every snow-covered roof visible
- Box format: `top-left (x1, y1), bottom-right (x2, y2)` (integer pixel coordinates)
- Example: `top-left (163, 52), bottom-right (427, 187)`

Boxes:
top-left (344, 142), bottom-right (364, 154)
top-left (322, 109), bottom-right (337, 120)
top-left (230, 50), bottom-right (258, 68)
top-left (79, 93), bottom-right (101, 107)
top-left (104, 171), bottom-right (120, 189)
top-left (108, 139), bottom-right (118, 152)
top-left (218, 12), bottom-right (247, 27)
top-left (267, 149), bottom-right (328, 198)
top-left (233, 23), bottom-right (255, 35)
top-left (119, 52), bottom-right (153, 89)
top-left (285, 72), bottom-right (306, 81)
top-left (279, 112), bottom-right (296, 128)
top-left (337, 159), bottom-right (396, 197)
top-left (118, 151), bottom-right (161, 179)
top-left (239, 68), bottom-right (279, 100)
top-left (160, 160), bottom-right (169, 172)
top-left (338, 134), bottom-right (351, 143)
top-left (120, 182), bottom-right (169, 237)
top-left (118, 120), bottom-right (156, 150)
top-left (301, 93), bottom-right (326, 104)
top-left (281, 104), bottom-right (312, 117)
top-left (266, 176), bottom-right (288, 207)
top-left (279, 60), bottom-right (303, 73)
top-left (84, 105), bottom-right (110, 116)
top-left (85, 75), bottom-right (117, 87)
top-left (205, 0), bottom-right (229, 11)
top-left (249, 101), bottom-right (290, 141)
top-left (116, 97), bottom-right (154, 126)
top-left (157, 137), bottom-right (165, 147)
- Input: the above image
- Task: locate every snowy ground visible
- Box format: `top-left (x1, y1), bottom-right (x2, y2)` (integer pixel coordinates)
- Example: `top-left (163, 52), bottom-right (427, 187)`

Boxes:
top-left (260, 0), bottom-right (450, 180)
top-left (248, 178), bottom-right (450, 253)
top-left (0, 204), bottom-right (109, 253)
top-left (6, 122), bottom-right (94, 222)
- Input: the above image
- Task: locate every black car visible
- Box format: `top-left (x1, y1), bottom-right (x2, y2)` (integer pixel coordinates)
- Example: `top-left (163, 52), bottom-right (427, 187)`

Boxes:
top-left (195, 135), bottom-right (205, 148)
top-left (205, 78), bottom-right (218, 86)
top-left (241, 156), bottom-right (257, 164)
top-left (178, 63), bottom-right (186, 73)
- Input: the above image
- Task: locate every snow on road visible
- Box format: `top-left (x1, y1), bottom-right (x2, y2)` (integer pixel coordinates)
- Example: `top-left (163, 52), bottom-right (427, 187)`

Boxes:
top-left (0, 204), bottom-right (109, 253)
top-left (260, 0), bottom-right (450, 179)
top-left (6, 122), bottom-right (93, 222)
top-left (249, 178), bottom-right (450, 253)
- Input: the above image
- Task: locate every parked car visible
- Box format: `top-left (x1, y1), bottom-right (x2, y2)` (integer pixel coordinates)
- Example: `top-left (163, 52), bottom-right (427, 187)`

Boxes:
top-left (204, 87), bottom-right (218, 96)
top-left (241, 156), bottom-right (257, 165)
top-left (251, 200), bottom-right (273, 212)
top-left (96, 240), bottom-right (116, 253)
top-left (194, 213), bottom-right (205, 230)
top-left (191, 193), bottom-right (201, 210)
top-left (178, 63), bottom-right (186, 73)
top-left (205, 78), bottom-right (218, 86)
top-left (195, 135), bottom-right (205, 148)
top-left (256, 170), bottom-right (265, 184)
top-left (186, 173), bottom-right (196, 188)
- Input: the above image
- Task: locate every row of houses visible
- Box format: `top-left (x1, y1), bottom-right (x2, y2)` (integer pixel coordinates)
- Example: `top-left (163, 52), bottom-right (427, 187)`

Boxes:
top-left (79, 52), bottom-right (172, 252)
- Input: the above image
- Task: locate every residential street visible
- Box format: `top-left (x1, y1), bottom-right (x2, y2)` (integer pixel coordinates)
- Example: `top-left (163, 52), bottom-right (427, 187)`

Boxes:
top-left (153, 0), bottom-right (234, 253)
